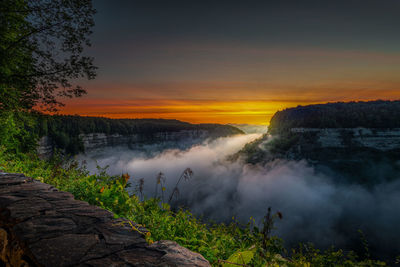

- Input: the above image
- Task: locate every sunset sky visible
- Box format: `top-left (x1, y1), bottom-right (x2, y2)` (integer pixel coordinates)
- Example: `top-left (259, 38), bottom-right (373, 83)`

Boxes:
top-left (60, 0), bottom-right (400, 124)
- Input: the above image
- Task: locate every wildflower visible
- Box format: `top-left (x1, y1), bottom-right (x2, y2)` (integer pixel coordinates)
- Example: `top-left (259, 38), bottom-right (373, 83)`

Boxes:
top-left (122, 173), bottom-right (130, 183)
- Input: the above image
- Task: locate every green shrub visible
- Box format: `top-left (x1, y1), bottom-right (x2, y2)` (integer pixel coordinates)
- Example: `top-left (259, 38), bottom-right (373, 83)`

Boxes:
top-left (0, 111), bottom-right (37, 153)
top-left (0, 148), bottom-right (390, 266)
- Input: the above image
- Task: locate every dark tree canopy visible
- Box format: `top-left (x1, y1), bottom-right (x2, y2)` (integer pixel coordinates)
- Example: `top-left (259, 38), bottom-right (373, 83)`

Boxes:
top-left (0, 0), bottom-right (96, 111)
top-left (34, 114), bottom-right (244, 154)
top-left (268, 100), bottom-right (400, 134)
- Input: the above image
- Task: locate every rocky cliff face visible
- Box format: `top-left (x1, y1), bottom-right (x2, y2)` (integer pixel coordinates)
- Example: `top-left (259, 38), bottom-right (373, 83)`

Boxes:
top-left (290, 127), bottom-right (400, 152)
top-left (37, 136), bottom-right (53, 157)
top-left (262, 101), bottom-right (400, 161)
top-left (37, 129), bottom-right (217, 157)
top-left (246, 127), bottom-right (400, 163)
top-left (0, 172), bottom-right (210, 267)
top-left (238, 127), bottom-right (400, 184)
top-left (79, 130), bottom-right (210, 150)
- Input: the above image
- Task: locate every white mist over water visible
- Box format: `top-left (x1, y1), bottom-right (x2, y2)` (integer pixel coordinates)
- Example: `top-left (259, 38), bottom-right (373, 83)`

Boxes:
top-left (77, 134), bottom-right (400, 257)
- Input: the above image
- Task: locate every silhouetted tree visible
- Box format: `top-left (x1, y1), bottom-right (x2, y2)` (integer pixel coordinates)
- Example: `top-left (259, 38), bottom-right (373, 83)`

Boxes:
top-left (0, 0), bottom-right (97, 111)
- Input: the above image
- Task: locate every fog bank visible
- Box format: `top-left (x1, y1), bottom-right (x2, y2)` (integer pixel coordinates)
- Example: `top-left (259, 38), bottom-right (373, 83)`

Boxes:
top-left (77, 134), bottom-right (400, 259)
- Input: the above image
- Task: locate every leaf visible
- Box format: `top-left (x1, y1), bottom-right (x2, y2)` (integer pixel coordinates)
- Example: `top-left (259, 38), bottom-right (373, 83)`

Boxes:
top-left (223, 249), bottom-right (255, 267)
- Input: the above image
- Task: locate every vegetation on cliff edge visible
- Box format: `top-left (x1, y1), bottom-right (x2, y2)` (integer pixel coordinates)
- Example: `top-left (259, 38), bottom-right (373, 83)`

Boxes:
top-left (269, 100), bottom-right (400, 135)
top-left (0, 147), bottom-right (390, 266)
top-left (34, 114), bottom-right (244, 154)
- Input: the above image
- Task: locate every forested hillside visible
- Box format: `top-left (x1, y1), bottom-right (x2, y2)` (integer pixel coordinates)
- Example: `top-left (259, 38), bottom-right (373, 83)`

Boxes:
top-left (269, 100), bottom-right (400, 135)
top-left (35, 114), bottom-right (243, 154)
top-left (237, 100), bottom-right (400, 186)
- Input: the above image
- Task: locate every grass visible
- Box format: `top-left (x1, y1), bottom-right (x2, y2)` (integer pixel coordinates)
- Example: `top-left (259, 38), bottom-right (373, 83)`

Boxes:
top-left (0, 146), bottom-right (389, 266)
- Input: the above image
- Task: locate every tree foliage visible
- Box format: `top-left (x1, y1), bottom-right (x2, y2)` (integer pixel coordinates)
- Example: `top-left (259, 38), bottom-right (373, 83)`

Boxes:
top-left (34, 114), bottom-right (244, 154)
top-left (0, 0), bottom-right (96, 152)
top-left (0, 110), bottom-right (37, 153)
top-left (269, 100), bottom-right (400, 135)
top-left (0, 0), bottom-right (96, 111)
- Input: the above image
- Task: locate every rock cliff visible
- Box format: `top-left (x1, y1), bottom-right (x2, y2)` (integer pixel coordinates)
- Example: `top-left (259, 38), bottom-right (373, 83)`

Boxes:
top-left (238, 101), bottom-right (400, 184)
top-left (79, 130), bottom-right (210, 151)
top-left (240, 128), bottom-right (398, 162)
top-left (37, 129), bottom-right (233, 157)
top-left (290, 127), bottom-right (400, 151)
top-left (0, 172), bottom-right (210, 267)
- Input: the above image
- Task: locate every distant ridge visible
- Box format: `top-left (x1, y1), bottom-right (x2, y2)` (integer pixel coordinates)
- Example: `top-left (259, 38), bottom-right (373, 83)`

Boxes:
top-left (34, 114), bottom-right (244, 155)
top-left (268, 100), bottom-right (400, 134)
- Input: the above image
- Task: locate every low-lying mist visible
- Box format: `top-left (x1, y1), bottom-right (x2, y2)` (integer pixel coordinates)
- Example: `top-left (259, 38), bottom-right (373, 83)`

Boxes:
top-left (77, 134), bottom-right (400, 259)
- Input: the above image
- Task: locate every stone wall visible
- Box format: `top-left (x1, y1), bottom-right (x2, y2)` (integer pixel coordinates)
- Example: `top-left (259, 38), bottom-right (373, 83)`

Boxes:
top-left (0, 173), bottom-right (210, 267)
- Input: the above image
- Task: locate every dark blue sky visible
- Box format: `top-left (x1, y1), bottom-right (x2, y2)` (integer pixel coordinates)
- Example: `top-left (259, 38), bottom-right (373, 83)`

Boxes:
top-left (65, 0), bottom-right (400, 124)
top-left (93, 0), bottom-right (400, 50)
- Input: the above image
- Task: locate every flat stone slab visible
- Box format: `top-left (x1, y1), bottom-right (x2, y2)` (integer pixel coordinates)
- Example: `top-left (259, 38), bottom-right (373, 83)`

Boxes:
top-left (0, 173), bottom-right (210, 266)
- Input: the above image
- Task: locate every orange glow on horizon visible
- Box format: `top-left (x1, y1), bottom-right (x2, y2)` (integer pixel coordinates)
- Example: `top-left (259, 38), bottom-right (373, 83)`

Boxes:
top-left (54, 99), bottom-right (296, 124)
top-left (50, 96), bottom-right (399, 125)
top-left (49, 80), bottom-right (400, 125)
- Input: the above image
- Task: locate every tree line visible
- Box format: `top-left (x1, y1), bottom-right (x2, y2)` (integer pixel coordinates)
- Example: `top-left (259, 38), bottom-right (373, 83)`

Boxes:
top-left (35, 114), bottom-right (243, 154)
top-left (268, 100), bottom-right (400, 134)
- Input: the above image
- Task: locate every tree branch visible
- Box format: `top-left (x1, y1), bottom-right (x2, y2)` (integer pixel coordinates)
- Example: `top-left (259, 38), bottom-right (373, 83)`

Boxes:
top-left (6, 21), bottom-right (63, 51)
top-left (11, 68), bottom-right (67, 78)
